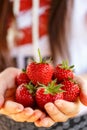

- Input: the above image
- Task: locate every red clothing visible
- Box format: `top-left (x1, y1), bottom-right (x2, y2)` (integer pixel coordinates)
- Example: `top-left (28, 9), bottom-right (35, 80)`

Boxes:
top-left (14, 0), bottom-right (51, 46)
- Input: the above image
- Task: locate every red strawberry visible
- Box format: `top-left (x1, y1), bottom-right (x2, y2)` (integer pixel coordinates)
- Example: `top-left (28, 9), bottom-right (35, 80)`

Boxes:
top-left (26, 49), bottom-right (54, 85)
top-left (35, 80), bottom-right (63, 110)
top-left (16, 69), bottom-right (30, 86)
top-left (54, 61), bottom-right (74, 83)
top-left (61, 80), bottom-right (80, 102)
top-left (16, 83), bottom-right (36, 107)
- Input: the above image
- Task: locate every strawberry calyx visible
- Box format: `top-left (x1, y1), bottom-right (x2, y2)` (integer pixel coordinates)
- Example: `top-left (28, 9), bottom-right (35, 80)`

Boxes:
top-left (22, 68), bottom-right (26, 73)
top-left (38, 80), bottom-right (64, 95)
top-left (25, 82), bottom-right (36, 95)
top-left (60, 60), bottom-right (74, 70)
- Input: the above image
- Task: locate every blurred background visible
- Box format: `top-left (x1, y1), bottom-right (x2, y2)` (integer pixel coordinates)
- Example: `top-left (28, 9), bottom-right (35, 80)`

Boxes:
top-left (7, 0), bottom-right (51, 69)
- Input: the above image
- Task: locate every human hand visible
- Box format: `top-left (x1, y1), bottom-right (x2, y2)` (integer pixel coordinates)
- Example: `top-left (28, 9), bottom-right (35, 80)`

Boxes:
top-left (34, 99), bottom-right (80, 127)
top-left (0, 67), bottom-right (45, 122)
top-left (35, 75), bottom-right (85, 127)
top-left (0, 68), bottom-right (84, 128)
top-left (0, 100), bottom-right (46, 122)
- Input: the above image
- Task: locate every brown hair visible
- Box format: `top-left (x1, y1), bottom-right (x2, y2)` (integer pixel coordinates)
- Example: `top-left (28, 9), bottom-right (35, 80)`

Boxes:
top-left (48, 0), bottom-right (73, 64)
top-left (0, 0), bottom-right (15, 72)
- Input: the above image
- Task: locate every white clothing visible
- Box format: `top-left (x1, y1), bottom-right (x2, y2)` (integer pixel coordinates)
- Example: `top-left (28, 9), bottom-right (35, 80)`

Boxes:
top-left (69, 0), bottom-right (87, 75)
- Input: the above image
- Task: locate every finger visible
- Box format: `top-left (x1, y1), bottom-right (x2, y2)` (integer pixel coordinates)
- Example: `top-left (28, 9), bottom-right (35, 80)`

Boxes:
top-left (0, 95), bottom-right (4, 107)
top-left (0, 100), bottom-right (24, 115)
top-left (35, 117), bottom-right (55, 128)
top-left (74, 75), bottom-right (85, 86)
top-left (0, 67), bottom-right (21, 90)
top-left (0, 78), bottom-right (7, 107)
top-left (54, 99), bottom-right (80, 117)
top-left (0, 68), bottom-right (21, 107)
top-left (74, 75), bottom-right (87, 106)
top-left (45, 102), bottom-right (68, 122)
top-left (27, 109), bottom-right (46, 122)
top-left (5, 88), bottom-right (16, 99)
top-left (9, 107), bottom-right (34, 122)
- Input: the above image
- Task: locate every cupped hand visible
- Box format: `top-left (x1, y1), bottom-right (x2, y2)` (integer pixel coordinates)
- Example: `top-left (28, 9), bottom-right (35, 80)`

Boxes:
top-left (35, 75), bottom-right (87, 128)
top-left (35, 99), bottom-right (80, 127)
top-left (0, 68), bottom-right (85, 128)
top-left (0, 100), bottom-right (45, 122)
top-left (0, 67), bottom-right (45, 122)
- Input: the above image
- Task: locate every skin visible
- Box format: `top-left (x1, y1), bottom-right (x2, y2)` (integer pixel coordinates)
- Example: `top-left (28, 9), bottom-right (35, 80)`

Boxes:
top-left (74, 75), bottom-right (87, 106)
top-left (0, 67), bottom-right (86, 127)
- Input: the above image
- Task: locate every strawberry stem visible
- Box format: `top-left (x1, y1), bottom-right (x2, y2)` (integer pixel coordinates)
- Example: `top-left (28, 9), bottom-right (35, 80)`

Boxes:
top-left (38, 48), bottom-right (42, 63)
top-left (37, 48), bottom-right (52, 64)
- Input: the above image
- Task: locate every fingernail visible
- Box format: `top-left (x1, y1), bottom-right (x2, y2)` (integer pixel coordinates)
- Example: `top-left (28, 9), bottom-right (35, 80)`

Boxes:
top-left (40, 120), bottom-right (48, 126)
top-left (55, 100), bottom-right (63, 107)
top-left (16, 105), bottom-right (24, 112)
top-left (25, 108), bottom-right (34, 116)
top-left (45, 103), bottom-right (54, 111)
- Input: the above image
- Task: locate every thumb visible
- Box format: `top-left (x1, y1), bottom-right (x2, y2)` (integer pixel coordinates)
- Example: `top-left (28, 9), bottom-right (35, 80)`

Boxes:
top-left (0, 79), bottom-right (7, 107)
top-left (74, 75), bottom-right (87, 106)
top-left (0, 67), bottom-right (21, 107)
top-left (79, 84), bottom-right (87, 106)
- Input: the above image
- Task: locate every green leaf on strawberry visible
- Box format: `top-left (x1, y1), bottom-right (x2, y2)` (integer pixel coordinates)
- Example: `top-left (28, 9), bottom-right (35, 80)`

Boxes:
top-left (35, 80), bottom-right (64, 110)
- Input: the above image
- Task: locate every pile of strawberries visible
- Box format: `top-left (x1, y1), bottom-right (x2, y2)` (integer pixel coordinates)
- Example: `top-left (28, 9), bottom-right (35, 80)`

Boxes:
top-left (15, 49), bottom-right (80, 111)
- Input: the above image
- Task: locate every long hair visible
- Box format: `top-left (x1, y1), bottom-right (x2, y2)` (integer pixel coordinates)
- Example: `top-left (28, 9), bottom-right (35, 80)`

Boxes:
top-left (48, 0), bottom-right (73, 64)
top-left (0, 0), bottom-right (15, 72)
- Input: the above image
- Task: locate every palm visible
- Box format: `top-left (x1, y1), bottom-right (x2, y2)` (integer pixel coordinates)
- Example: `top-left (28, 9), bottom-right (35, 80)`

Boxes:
top-left (5, 87), bottom-right (16, 101)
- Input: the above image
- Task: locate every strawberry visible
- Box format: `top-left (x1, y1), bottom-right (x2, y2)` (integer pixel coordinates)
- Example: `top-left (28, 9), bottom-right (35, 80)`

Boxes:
top-left (16, 83), bottom-right (36, 107)
top-left (26, 49), bottom-right (54, 85)
top-left (16, 69), bottom-right (30, 86)
top-left (54, 61), bottom-right (74, 83)
top-left (61, 80), bottom-right (80, 102)
top-left (35, 80), bottom-right (63, 110)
